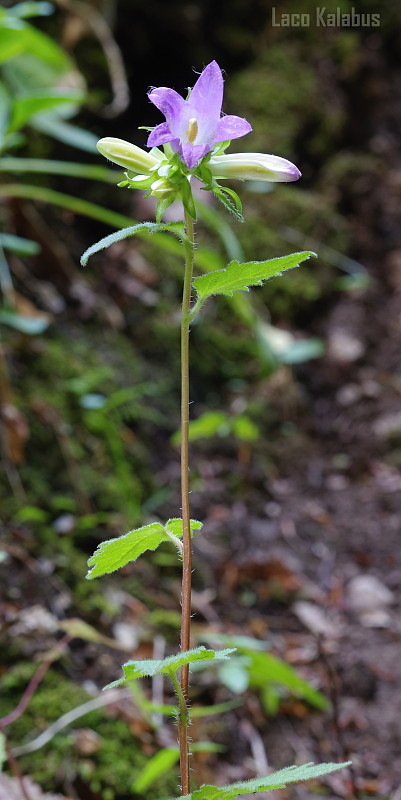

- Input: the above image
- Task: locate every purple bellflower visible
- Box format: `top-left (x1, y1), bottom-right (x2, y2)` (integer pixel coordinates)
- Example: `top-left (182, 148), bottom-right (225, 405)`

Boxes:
top-left (96, 61), bottom-right (301, 220)
top-left (147, 61), bottom-right (252, 170)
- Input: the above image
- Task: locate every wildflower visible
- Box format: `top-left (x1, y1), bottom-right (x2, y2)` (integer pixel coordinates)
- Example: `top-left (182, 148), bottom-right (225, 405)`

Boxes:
top-left (147, 60), bottom-right (252, 170)
top-left (95, 63), bottom-right (301, 221)
top-left (209, 152), bottom-right (301, 182)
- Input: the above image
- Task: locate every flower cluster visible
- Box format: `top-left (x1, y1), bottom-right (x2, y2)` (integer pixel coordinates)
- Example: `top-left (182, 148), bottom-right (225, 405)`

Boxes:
top-left (97, 61), bottom-right (301, 220)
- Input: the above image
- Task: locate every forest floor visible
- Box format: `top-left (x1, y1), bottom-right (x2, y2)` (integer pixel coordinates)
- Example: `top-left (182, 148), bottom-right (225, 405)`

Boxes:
top-left (2, 182), bottom-right (401, 798)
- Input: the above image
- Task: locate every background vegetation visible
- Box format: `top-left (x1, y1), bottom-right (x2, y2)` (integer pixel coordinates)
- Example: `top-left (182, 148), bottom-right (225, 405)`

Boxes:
top-left (1, 1), bottom-right (401, 798)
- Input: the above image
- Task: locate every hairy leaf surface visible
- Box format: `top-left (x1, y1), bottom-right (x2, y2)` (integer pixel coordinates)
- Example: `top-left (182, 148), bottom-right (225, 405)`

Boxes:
top-left (104, 646), bottom-right (236, 689)
top-left (81, 222), bottom-right (187, 266)
top-left (193, 251), bottom-right (315, 305)
top-left (87, 518), bottom-right (202, 579)
top-left (175, 761), bottom-right (351, 800)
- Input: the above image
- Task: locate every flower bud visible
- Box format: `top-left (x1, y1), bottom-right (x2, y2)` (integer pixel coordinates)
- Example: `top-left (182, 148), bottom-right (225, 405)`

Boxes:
top-left (209, 152), bottom-right (301, 183)
top-left (97, 137), bottom-right (162, 174)
top-left (150, 178), bottom-right (174, 198)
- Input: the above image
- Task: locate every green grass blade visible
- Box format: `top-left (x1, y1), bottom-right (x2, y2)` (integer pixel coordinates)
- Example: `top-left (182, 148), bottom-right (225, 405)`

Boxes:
top-left (0, 157), bottom-right (123, 183)
top-left (0, 183), bottom-right (221, 270)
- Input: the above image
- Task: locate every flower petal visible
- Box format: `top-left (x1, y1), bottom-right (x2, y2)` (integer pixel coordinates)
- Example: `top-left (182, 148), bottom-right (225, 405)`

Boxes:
top-left (180, 142), bottom-right (210, 170)
top-left (214, 115), bottom-right (252, 143)
top-left (188, 61), bottom-right (223, 124)
top-left (148, 87), bottom-right (185, 127)
top-left (147, 122), bottom-right (174, 147)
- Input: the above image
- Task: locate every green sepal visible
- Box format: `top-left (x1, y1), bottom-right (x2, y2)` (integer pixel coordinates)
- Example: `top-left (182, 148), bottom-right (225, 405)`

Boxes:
top-left (156, 193), bottom-right (177, 223)
top-left (163, 142), bottom-right (175, 159)
top-left (210, 140), bottom-right (231, 156)
top-left (181, 177), bottom-right (196, 220)
top-left (174, 762), bottom-right (352, 800)
top-left (193, 251), bottom-right (316, 307)
top-left (80, 221), bottom-right (188, 267)
top-left (104, 646), bottom-right (236, 689)
top-left (86, 518), bottom-right (202, 579)
top-left (122, 173), bottom-right (154, 191)
top-left (196, 161), bottom-right (213, 187)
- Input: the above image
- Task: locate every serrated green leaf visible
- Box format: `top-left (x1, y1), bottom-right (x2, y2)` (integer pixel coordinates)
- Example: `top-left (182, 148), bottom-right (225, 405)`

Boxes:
top-left (104, 646), bottom-right (236, 689)
top-left (219, 186), bottom-right (243, 216)
top-left (87, 522), bottom-right (169, 579)
top-left (175, 762), bottom-right (351, 800)
top-left (212, 187), bottom-right (243, 221)
top-left (193, 251), bottom-right (316, 306)
top-left (86, 518), bottom-right (202, 579)
top-left (81, 222), bottom-right (187, 267)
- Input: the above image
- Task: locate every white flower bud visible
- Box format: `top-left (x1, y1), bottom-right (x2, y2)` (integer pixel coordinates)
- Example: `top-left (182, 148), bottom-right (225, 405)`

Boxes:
top-left (209, 152), bottom-right (301, 182)
top-left (97, 138), bottom-right (163, 174)
top-left (150, 178), bottom-right (174, 198)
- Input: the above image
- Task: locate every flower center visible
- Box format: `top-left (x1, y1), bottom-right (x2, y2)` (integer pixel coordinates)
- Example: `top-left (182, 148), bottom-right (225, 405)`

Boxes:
top-left (186, 118), bottom-right (198, 144)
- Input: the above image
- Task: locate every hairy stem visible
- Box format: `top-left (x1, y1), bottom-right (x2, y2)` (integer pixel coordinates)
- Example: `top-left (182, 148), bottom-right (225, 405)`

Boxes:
top-left (179, 208), bottom-right (195, 794)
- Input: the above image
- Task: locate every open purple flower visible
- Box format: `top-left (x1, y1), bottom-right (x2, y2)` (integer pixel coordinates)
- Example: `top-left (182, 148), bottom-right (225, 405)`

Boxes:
top-left (147, 61), bottom-right (252, 170)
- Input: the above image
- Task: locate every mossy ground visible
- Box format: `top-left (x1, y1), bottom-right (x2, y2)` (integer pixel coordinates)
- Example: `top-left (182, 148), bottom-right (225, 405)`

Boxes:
top-left (1, 665), bottom-right (179, 800)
